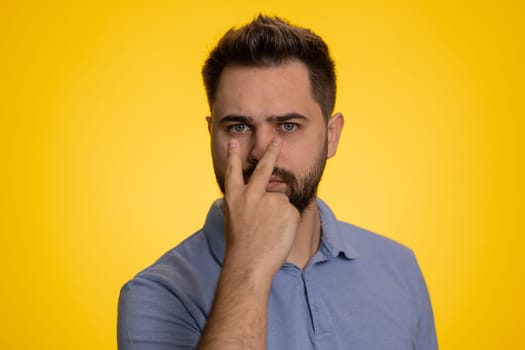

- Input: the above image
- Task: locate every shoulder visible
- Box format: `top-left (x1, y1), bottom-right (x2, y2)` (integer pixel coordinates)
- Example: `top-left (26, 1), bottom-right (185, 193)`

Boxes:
top-left (119, 199), bottom-right (226, 319)
top-left (122, 229), bottom-right (220, 298)
top-left (337, 220), bottom-right (424, 283)
top-left (337, 220), bottom-right (430, 304)
top-left (339, 221), bottom-right (414, 261)
top-left (118, 229), bottom-right (220, 347)
top-left (318, 198), bottom-right (415, 264)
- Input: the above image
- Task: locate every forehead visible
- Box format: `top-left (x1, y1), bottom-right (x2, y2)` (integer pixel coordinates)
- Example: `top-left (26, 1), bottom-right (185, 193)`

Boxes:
top-left (213, 61), bottom-right (322, 120)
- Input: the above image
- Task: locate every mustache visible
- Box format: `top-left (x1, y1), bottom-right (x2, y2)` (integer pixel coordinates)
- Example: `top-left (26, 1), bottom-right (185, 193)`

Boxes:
top-left (242, 165), bottom-right (297, 186)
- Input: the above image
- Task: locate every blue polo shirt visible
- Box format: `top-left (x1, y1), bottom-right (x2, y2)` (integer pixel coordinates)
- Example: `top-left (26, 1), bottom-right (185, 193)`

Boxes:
top-left (118, 199), bottom-right (437, 349)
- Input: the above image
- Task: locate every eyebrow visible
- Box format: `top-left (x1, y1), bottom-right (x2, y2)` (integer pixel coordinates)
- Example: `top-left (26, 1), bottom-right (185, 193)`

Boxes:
top-left (272, 113), bottom-right (309, 122)
top-left (218, 115), bottom-right (253, 124)
top-left (218, 113), bottom-right (309, 124)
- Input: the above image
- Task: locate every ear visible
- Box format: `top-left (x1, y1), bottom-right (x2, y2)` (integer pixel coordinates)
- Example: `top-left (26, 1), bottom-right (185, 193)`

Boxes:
top-left (326, 112), bottom-right (344, 159)
top-left (206, 116), bottom-right (212, 134)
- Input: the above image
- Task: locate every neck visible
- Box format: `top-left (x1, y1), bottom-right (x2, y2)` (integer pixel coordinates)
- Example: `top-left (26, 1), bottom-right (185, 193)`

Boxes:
top-left (286, 198), bottom-right (321, 269)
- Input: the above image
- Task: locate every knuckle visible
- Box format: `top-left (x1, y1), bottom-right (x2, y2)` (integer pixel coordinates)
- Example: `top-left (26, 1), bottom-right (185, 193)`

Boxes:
top-left (224, 192), bottom-right (236, 203)
top-left (267, 192), bottom-right (287, 205)
top-left (226, 163), bottom-right (235, 177)
top-left (245, 189), bottom-right (260, 202)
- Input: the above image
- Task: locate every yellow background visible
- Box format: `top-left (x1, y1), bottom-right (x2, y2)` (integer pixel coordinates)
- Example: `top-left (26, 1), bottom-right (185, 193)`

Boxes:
top-left (2, 1), bottom-right (523, 349)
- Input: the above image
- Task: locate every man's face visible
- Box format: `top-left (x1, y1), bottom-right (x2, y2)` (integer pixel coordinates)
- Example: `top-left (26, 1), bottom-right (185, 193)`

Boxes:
top-left (207, 60), bottom-right (343, 213)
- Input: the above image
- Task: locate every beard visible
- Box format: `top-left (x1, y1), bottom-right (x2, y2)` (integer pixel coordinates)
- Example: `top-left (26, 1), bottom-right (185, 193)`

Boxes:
top-left (214, 141), bottom-right (328, 214)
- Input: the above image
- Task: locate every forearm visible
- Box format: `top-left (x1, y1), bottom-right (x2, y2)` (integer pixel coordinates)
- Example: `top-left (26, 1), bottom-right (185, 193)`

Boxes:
top-left (198, 259), bottom-right (273, 350)
top-left (198, 138), bottom-right (298, 349)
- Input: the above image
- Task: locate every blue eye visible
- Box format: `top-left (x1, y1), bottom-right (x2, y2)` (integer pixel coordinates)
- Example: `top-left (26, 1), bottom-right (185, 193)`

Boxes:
top-left (229, 124), bottom-right (250, 133)
top-left (280, 123), bottom-right (298, 132)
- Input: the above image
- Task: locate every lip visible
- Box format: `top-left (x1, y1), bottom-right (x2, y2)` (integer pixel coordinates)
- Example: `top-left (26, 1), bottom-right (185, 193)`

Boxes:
top-left (266, 178), bottom-right (285, 191)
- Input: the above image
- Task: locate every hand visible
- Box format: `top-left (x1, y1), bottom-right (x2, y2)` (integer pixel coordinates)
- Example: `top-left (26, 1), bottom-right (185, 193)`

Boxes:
top-left (222, 137), bottom-right (300, 280)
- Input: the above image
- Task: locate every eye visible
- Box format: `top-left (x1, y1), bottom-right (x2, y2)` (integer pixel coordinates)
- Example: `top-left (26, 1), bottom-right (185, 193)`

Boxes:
top-left (229, 124), bottom-right (250, 133)
top-left (280, 122), bottom-right (298, 133)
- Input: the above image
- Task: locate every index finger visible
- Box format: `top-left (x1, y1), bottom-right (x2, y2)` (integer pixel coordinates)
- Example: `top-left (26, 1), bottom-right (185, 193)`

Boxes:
top-left (224, 139), bottom-right (244, 193)
top-left (247, 137), bottom-right (282, 193)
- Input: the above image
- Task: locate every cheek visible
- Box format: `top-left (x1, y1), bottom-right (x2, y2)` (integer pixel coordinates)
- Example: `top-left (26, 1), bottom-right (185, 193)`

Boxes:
top-left (282, 134), bottom-right (325, 168)
top-left (211, 138), bottom-right (227, 167)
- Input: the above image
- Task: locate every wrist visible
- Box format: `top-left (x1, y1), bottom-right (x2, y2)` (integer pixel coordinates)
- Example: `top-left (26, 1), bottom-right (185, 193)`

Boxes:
top-left (220, 253), bottom-right (276, 293)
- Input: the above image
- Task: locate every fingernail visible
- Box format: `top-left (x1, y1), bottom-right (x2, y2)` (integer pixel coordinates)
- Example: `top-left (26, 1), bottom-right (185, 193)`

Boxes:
top-left (271, 138), bottom-right (281, 145)
top-left (228, 140), bottom-right (238, 148)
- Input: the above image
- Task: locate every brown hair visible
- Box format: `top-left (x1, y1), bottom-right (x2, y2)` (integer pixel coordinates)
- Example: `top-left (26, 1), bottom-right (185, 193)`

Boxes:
top-left (202, 15), bottom-right (336, 120)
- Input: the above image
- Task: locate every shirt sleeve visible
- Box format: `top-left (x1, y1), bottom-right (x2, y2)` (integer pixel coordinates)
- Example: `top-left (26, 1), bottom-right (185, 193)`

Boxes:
top-left (117, 276), bottom-right (202, 350)
top-left (410, 252), bottom-right (439, 350)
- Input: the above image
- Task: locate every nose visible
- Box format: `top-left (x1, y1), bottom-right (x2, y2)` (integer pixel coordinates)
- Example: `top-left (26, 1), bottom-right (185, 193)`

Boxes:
top-left (248, 126), bottom-right (275, 164)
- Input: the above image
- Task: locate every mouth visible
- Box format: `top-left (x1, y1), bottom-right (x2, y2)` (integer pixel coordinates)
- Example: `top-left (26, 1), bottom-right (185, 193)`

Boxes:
top-left (266, 177), bottom-right (285, 191)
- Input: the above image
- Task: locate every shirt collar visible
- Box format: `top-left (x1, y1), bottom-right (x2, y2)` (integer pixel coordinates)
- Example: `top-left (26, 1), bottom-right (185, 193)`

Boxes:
top-left (317, 198), bottom-right (359, 260)
top-left (203, 198), bottom-right (359, 265)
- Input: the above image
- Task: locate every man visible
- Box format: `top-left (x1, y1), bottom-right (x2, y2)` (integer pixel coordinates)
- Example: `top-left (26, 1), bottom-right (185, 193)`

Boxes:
top-left (118, 15), bottom-right (438, 350)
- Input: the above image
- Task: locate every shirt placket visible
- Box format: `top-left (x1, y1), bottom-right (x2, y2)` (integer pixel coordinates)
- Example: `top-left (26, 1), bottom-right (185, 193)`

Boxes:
top-left (302, 256), bottom-right (340, 349)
